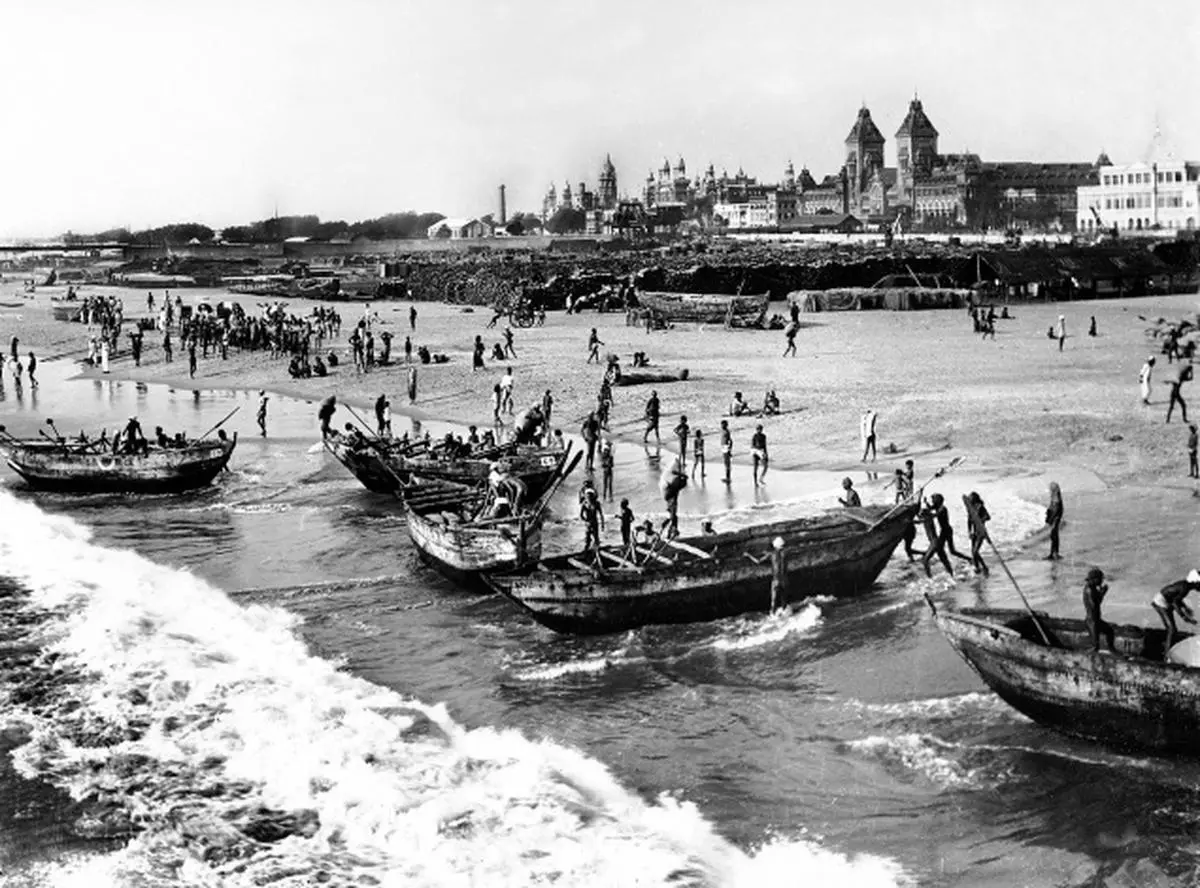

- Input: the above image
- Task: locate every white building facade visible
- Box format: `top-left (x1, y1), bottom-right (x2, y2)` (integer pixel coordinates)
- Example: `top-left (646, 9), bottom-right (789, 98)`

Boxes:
top-left (1078, 158), bottom-right (1200, 233)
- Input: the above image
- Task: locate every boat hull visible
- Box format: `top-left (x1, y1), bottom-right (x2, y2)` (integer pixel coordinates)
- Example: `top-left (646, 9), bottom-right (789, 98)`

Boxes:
top-left (934, 607), bottom-right (1200, 755)
top-left (636, 290), bottom-right (769, 327)
top-left (324, 437), bottom-right (410, 494)
top-left (489, 503), bottom-right (916, 634)
top-left (613, 369), bottom-right (689, 387)
top-left (51, 301), bottom-right (84, 322)
top-left (2, 438), bottom-right (236, 493)
top-left (404, 504), bottom-right (542, 583)
top-left (402, 449), bottom-right (564, 499)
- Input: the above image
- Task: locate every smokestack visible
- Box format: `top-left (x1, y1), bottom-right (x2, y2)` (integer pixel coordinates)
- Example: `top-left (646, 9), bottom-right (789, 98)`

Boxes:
top-left (499, 184), bottom-right (507, 225)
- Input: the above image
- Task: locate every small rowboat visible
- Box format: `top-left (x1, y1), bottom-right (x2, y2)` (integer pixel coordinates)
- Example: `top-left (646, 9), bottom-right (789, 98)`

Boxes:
top-left (0, 435), bottom-right (237, 493)
top-left (928, 603), bottom-right (1200, 755)
top-left (50, 300), bottom-right (84, 322)
top-left (635, 290), bottom-right (769, 327)
top-left (402, 451), bottom-right (581, 586)
top-left (612, 368), bottom-right (689, 387)
top-left (324, 434), bottom-right (425, 494)
top-left (486, 501), bottom-right (918, 634)
top-left (400, 445), bottom-right (568, 498)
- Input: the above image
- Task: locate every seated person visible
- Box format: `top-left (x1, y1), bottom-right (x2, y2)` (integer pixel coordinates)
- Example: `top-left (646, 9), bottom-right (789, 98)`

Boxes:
top-left (327, 351), bottom-right (339, 367)
top-left (418, 346), bottom-right (432, 365)
top-left (155, 426), bottom-right (170, 448)
top-left (730, 391), bottom-right (751, 416)
top-left (761, 389), bottom-right (780, 416)
top-left (313, 356), bottom-right (328, 377)
top-left (492, 343), bottom-right (506, 361)
top-left (634, 518), bottom-right (661, 548)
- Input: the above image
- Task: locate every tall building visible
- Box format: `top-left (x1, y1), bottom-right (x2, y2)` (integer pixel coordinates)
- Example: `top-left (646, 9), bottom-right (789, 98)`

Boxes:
top-left (844, 106), bottom-right (886, 214)
top-left (1078, 136), bottom-right (1200, 233)
top-left (597, 154), bottom-right (618, 210)
top-left (895, 96), bottom-right (939, 207)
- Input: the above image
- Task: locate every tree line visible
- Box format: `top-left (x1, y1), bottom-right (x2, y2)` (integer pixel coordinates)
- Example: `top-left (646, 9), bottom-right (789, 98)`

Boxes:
top-left (61, 211), bottom-right (452, 246)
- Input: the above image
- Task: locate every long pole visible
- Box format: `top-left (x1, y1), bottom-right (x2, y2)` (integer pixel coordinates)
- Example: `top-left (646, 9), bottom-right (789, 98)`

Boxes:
top-left (197, 406), bottom-right (240, 441)
top-left (963, 495), bottom-right (1054, 646)
top-left (867, 456), bottom-right (964, 532)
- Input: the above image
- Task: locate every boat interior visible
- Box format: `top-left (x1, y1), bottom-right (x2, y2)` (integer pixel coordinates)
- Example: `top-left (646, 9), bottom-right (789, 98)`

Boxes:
top-left (979, 610), bottom-right (1184, 662)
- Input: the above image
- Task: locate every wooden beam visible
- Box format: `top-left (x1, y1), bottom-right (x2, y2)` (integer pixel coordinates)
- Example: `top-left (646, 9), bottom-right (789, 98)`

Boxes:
top-left (633, 545), bottom-right (674, 565)
top-left (599, 549), bottom-right (642, 571)
top-left (663, 538), bottom-right (713, 559)
top-left (568, 556), bottom-right (599, 572)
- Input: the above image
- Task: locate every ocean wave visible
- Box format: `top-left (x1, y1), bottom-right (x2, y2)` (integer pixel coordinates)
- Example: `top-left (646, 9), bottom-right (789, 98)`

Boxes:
top-left (507, 645), bottom-right (644, 682)
top-left (0, 491), bottom-right (910, 887)
top-left (845, 732), bottom-right (1016, 790)
top-left (709, 604), bottom-right (823, 652)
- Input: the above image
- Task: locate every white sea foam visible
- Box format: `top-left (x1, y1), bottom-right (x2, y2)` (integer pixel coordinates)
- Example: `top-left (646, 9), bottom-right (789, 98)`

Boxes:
top-left (0, 490), bottom-right (910, 887)
top-left (710, 603), bottom-right (823, 652)
top-left (509, 646), bottom-right (643, 682)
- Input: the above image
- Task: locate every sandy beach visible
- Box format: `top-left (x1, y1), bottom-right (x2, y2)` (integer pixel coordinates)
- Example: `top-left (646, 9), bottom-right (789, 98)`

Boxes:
top-left (6, 281), bottom-right (1197, 494)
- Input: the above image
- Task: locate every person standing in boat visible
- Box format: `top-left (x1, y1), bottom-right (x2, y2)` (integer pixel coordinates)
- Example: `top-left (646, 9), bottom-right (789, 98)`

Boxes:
top-left (1044, 481), bottom-right (1064, 560)
top-left (541, 389), bottom-right (554, 435)
top-left (616, 498), bottom-right (635, 556)
top-left (1083, 567), bottom-right (1116, 654)
top-left (1151, 570), bottom-right (1200, 658)
top-left (579, 479), bottom-right (604, 559)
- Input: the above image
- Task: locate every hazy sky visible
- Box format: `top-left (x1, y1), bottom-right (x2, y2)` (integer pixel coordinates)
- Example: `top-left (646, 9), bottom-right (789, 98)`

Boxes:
top-left (2, 0), bottom-right (1198, 238)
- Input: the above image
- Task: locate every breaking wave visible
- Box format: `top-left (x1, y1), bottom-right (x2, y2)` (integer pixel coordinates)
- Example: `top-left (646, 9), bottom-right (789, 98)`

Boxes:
top-left (0, 491), bottom-right (911, 887)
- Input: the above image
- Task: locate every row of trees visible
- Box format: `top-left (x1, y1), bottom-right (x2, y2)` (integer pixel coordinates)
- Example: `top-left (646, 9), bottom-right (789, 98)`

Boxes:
top-left (61, 212), bottom-right (451, 246)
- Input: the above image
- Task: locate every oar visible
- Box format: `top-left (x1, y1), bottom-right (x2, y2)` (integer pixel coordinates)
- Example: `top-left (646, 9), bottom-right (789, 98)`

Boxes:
top-left (197, 406), bottom-right (240, 441)
top-left (866, 456), bottom-right (965, 533)
top-left (963, 494), bottom-right (1055, 647)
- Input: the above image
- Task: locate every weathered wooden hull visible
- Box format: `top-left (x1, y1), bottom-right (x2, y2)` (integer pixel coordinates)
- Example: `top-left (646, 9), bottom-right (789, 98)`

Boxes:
top-left (50, 301), bottom-right (84, 322)
top-left (402, 448), bottom-right (565, 499)
top-left (324, 437), bottom-right (411, 494)
top-left (488, 503), bottom-right (917, 634)
top-left (636, 290), bottom-right (769, 327)
top-left (613, 369), bottom-right (690, 387)
top-left (933, 607), bottom-right (1200, 755)
top-left (1, 438), bottom-right (237, 493)
top-left (404, 501), bottom-right (542, 582)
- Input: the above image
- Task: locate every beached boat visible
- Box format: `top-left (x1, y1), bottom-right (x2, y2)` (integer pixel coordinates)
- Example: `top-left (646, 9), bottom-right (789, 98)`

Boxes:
top-left (50, 299), bottom-right (84, 322)
top-left (402, 452), bottom-right (581, 585)
top-left (324, 434), bottom-right (424, 494)
top-left (486, 501), bottom-right (919, 634)
top-left (399, 445), bottom-right (569, 498)
top-left (635, 290), bottom-right (769, 327)
top-left (928, 604), bottom-right (1200, 755)
top-left (612, 368), bottom-right (690, 387)
top-left (0, 435), bottom-right (237, 493)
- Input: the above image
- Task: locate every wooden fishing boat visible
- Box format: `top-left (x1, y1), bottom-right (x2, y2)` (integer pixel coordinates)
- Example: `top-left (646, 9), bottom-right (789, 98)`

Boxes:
top-left (0, 435), bottom-right (237, 493)
top-left (50, 300), bottom-right (84, 322)
top-left (635, 290), bottom-right (769, 327)
top-left (324, 434), bottom-right (423, 494)
top-left (399, 445), bottom-right (569, 498)
top-left (928, 603), bottom-right (1200, 755)
top-left (402, 452), bottom-right (581, 585)
top-left (486, 501), bottom-right (919, 634)
top-left (612, 368), bottom-right (690, 387)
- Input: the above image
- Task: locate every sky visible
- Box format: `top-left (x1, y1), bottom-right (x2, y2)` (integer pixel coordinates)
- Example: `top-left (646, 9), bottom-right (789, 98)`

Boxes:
top-left (2, 0), bottom-right (1198, 239)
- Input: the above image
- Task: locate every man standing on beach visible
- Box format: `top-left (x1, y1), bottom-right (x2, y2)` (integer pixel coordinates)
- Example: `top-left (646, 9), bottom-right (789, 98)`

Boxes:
top-left (541, 389), bottom-right (554, 434)
top-left (586, 328), bottom-right (604, 364)
top-left (499, 367), bottom-right (514, 415)
top-left (1189, 424), bottom-right (1198, 479)
top-left (257, 392), bottom-right (268, 437)
top-left (751, 424), bottom-right (768, 486)
top-left (318, 396), bottom-right (337, 438)
top-left (783, 320), bottom-right (798, 357)
top-left (409, 305), bottom-right (417, 332)
top-left (407, 366), bottom-right (418, 404)
top-left (1140, 356), bottom-right (1156, 405)
top-left (503, 327), bottom-right (517, 359)
top-left (1166, 363), bottom-right (1193, 424)
top-left (581, 411), bottom-right (600, 471)
top-left (643, 390), bottom-right (661, 444)
top-left (860, 409), bottom-right (877, 462)
top-left (1057, 315), bottom-right (1066, 352)
top-left (674, 415), bottom-right (690, 468)
top-left (720, 420), bottom-right (733, 484)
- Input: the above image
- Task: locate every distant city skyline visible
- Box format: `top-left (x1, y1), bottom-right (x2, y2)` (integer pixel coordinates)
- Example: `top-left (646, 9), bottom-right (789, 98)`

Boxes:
top-left (2, 0), bottom-right (1197, 238)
